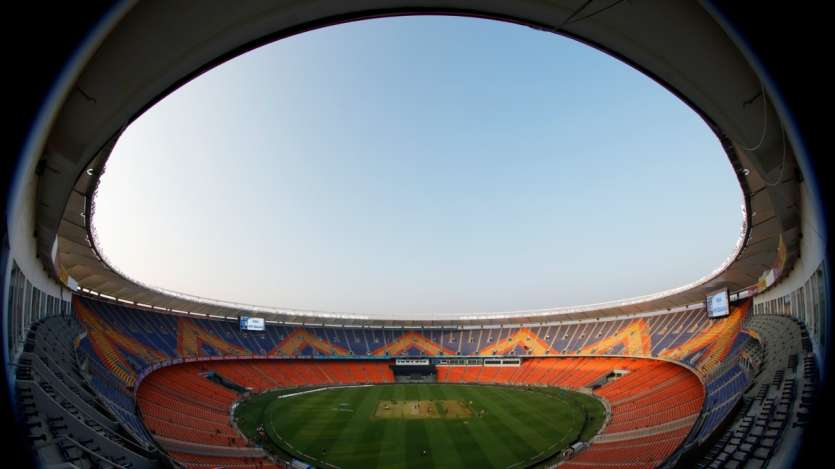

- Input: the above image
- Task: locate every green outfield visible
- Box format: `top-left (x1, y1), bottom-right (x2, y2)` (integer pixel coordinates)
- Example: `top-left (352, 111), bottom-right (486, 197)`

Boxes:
top-left (235, 383), bottom-right (606, 469)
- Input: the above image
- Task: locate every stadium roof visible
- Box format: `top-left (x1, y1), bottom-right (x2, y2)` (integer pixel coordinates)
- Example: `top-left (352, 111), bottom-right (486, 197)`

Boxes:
top-left (38, 1), bottom-right (800, 326)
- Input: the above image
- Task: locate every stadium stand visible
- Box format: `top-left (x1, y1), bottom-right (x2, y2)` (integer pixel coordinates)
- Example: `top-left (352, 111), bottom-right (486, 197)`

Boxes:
top-left (14, 315), bottom-right (160, 468)
top-left (440, 357), bottom-right (705, 467)
top-left (0, 277), bottom-right (792, 469)
top-left (4, 274), bottom-right (823, 469)
top-left (689, 315), bottom-right (819, 468)
top-left (129, 354), bottom-right (708, 468)
top-left (73, 295), bottom-right (747, 363)
top-left (134, 359), bottom-right (395, 467)
top-left (5, 3), bottom-right (829, 469)
top-left (60, 295), bottom-right (753, 468)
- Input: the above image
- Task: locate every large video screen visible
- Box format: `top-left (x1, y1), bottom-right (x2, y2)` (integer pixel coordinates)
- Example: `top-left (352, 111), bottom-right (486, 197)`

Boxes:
top-left (239, 316), bottom-right (265, 331)
top-left (706, 288), bottom-right (730, 318)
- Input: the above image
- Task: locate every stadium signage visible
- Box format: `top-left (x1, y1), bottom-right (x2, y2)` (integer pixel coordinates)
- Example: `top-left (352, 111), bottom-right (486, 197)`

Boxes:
top-left (705, 288), bottom-right (730, 318)
top-left (240, 316), bottom-right (265, 331)
top-left (395, 358), bottom-right (430, 366)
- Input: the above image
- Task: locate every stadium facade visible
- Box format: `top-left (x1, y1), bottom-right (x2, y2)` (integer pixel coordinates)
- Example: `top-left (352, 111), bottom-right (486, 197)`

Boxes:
top-left (3, 2), bottom-right (830, 469)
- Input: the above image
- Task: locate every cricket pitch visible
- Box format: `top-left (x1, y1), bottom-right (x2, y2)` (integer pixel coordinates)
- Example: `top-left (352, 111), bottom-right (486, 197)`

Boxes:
top-left (373, 400), bottom-right (474, 419)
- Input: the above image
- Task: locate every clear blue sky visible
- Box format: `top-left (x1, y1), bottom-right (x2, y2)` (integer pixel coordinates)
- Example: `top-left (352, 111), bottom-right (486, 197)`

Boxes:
top-left (93, 16), bottom-right (743, 319)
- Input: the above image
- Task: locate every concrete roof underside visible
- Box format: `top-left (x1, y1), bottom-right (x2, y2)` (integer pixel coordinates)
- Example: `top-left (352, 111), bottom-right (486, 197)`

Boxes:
top-left (37, 0), bottom-right (800, 327)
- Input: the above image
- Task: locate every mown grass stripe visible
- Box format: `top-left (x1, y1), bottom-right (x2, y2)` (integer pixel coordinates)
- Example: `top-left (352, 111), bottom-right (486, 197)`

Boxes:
top-left (457, 385), bottom-right (543, 461)
top-left (331, 386), bottom-right (385, 465)
top-left (495, 386), bottom-right (580, 448)
top-left (375, 384), bottom-right (406, 469)
top-left (504, 388), bottom-right (574, 428)
top-left (421, 386), bottom-right (467, 467)
top-left (302, 387), bottom-right (376, 459)
top-left (268, 387), bottom-right (340, 442)
top-left (434, 384), bottom-right (507, 468)
top-left (278, 391), bottom-right (346, 448)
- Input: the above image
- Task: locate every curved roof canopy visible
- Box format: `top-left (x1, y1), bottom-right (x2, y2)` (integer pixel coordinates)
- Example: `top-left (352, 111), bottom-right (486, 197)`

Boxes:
top-left (90, 16), bottom-right (744, 320)
top-left (39, 1), bottom-right (800, 326)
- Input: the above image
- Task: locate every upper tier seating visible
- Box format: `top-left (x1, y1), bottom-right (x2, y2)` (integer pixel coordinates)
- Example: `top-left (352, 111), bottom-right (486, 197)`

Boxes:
top-left (75, 295), bottom-right (748, 370)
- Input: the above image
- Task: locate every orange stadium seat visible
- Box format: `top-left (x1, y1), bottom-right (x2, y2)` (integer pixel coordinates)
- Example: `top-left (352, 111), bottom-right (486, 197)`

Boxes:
top-left (437, 356), bottom-right (703, 467)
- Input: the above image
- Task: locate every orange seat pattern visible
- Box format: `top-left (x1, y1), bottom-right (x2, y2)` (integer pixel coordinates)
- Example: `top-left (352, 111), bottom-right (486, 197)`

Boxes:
top-left (140, 357), bottom-right (699, 468)
top-left (74, 296), bottom-right (754, 469)
top-left (437, 357), bottom-right (703, 467)
top-left (561, 427), bottom-right (691, 468)
top-left (166, 451), bottom-right (285, 469)
top-left (75, 294), bottom-right (751, 391)
top-left (137, 359), bottom-right (394, 468)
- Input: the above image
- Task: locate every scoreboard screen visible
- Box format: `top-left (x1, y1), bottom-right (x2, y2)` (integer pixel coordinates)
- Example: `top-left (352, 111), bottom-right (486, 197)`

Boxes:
top-left (240, 316), bottom-right (265, 331)
top-left (395, 358), bottom-right (430, 366)
top-left (706, 289), bottom-right (730, 318)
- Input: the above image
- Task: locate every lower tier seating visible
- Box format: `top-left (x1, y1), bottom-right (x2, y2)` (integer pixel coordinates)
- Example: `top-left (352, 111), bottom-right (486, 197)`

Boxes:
top-left (136, 359), bottom-right (395, 468)
top-left (437, 357), bottom-right (704, 467)
top-left (137, 357), bottom-right (703, 468)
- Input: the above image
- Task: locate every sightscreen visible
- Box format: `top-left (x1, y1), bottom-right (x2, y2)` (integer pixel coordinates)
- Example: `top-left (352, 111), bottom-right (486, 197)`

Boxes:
top-left (706, 288), bottom-right (730, 318)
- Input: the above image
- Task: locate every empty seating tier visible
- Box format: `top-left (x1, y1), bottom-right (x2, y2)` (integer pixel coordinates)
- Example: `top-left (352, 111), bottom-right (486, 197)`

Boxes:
top-left (136, 359), bottom-right (395, 467)
top-left (64, 295), bottom-right (754, 468)
top-left (438, 357), bottom-right (704, 467)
